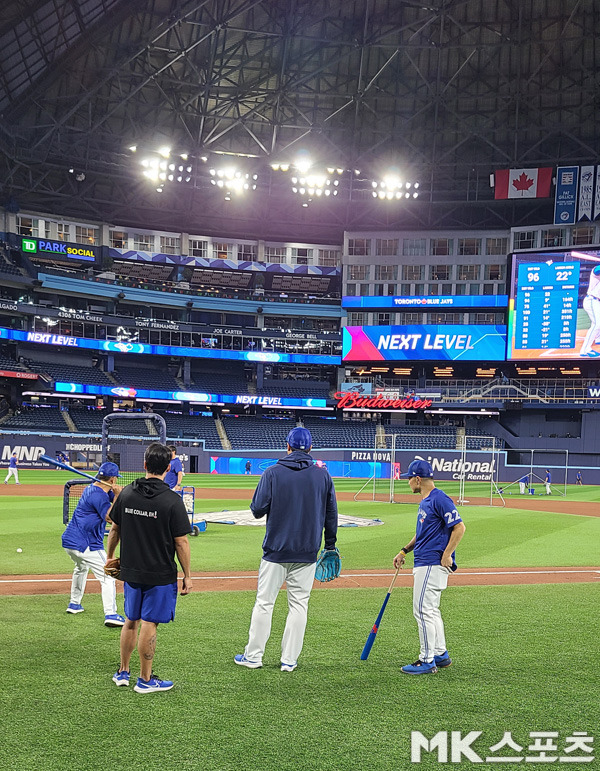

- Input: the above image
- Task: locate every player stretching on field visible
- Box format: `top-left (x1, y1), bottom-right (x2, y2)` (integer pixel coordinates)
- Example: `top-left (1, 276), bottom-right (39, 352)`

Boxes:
top-left (4, 452), bottom-right (20, 485)
top-left (106, 443), bottom-right (192, 693)
top-left (393, 459), bottom-right (466, 675)
top-left (576, 471), bottom-right (583, 486)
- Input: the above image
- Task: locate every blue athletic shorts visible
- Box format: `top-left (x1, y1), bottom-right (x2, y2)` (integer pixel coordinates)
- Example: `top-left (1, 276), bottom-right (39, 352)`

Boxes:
top-left (124, 581), bottom-right (178, 624)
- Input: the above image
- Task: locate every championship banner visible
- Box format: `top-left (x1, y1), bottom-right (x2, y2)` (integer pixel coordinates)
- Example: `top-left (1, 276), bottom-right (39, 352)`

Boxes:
top-left (594, 165), bottom-right (600, 221)
top-left (342, 325), bottom-right (507, 362)
top-left (578, 166), bottom-right (594, 221)
top-left (554, 166), bottom-right (579, 225)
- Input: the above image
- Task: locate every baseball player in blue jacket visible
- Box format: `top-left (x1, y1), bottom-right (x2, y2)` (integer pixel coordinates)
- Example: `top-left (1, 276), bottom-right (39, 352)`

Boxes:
top-left (235, 427), bottom-right (338, 672)
top-left (393, 459), bottom-right (466, 675)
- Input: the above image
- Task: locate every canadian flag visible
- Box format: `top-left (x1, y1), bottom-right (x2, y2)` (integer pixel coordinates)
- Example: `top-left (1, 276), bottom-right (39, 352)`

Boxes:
top-left (494, 168), bottom-right (553, 199)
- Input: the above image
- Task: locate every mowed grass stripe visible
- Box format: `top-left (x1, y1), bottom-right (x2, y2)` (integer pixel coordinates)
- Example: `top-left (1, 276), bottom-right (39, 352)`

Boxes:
top-left (2, 494), bottom-right (600, 574)
top-left (0, 585), bottom-right (599, 771)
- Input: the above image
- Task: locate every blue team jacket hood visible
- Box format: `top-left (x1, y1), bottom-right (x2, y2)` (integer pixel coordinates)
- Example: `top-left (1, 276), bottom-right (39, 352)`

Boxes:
top-left (276, 450), bottom-right (314, 470)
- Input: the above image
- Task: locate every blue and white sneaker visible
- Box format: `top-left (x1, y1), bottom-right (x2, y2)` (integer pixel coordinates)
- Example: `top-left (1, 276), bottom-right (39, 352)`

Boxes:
top-left (234, 654), bottom-right (262, 669)
top-left (434, 651), bottom-right (452, 668)
top-left (133, 674), bottom-right (174, 693)
top-left (112, 669), bottom-right (130, 687)
top-left (401, 659), bottom-right (438, 675)
top-left (280, 661), bottom-right (297, 672)
top-left (66, 603), bottom-right (84, 614)
top-left (104, 613), bottom-right (126, 628)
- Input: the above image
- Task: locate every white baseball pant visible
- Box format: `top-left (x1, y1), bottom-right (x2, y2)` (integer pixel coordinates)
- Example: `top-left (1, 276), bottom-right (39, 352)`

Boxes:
top-left (413, 565), bottom-right (450, 664)
top-left (580, 296), bottom-right (600, 355)
top-left (64, 547), bottom-right (117, 615)
top-left (545, 482), bottom-right (551, 494)
top-left (4, 467), bottom-right (19, 484)
top-left (519, 482), bottom-right (526, 494)
top-left (244, 558), bottom-right (316, 666)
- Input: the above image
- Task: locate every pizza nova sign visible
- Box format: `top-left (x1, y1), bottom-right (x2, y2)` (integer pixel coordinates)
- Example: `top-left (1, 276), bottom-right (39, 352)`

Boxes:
top-left (334, 391), bottom-right (433, 411)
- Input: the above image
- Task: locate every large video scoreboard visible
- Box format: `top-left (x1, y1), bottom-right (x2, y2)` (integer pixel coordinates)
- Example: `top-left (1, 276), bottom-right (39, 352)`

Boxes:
top-left (508, 249), bottom-right (600, 360)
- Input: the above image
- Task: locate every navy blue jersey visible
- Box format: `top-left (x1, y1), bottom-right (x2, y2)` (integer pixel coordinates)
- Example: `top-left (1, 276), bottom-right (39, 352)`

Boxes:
top-left (545, 471), bottom-right (551, 483)
top-left (164, 457), bottom-right (183, 489)
top-left (62, 484), bottom-right (113, 552)
top-left (413, 487), bottom-right (463, 569)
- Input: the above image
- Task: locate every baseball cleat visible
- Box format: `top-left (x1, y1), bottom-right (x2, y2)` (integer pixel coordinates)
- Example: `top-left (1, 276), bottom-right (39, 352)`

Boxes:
top-left (280, 662), bottom-right (297, 672)
top-left (234, 654), bottom-right (262, 669)
top-left (434, 652), bottom-right (452, 668)
top-left (401, 659), bottom-right (438, 675)
top-left (112, 669), bottom-right (130, 686)
top-left (66, 603), bottom-right (84, 614)
top-left (133, 674), bottom-right (174, 693)
top-left (104, 613), bottom-right (126, 627)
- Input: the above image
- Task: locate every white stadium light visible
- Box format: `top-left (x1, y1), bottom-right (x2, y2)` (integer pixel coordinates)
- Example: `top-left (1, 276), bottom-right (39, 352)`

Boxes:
top-left (158, 146), bottom-right (171, 158)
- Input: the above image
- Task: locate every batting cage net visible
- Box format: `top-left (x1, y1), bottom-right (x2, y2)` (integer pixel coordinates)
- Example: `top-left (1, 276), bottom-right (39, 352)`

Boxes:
top-left (62, 413), bottom-right (168, 524)
top-left (354, 431), bottom-right (503, 506)
top-left (102, 412), bottom-right (167, 488)
top-left (63, 479), bottom-right (92, 524)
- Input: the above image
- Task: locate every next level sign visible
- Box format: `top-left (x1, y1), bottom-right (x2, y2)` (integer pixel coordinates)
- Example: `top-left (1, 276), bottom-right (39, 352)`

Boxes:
top-left (21, 237), bottom-right (97, 261)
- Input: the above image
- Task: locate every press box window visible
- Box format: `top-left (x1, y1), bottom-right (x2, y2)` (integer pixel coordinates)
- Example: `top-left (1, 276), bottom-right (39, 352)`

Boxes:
top-left (110, 231), bottom-right (128, 249)
top-left (133, 233), bottom-right (155, 251)
top-left (375, 239), bottom-right (398, 256)
top-left (160, 236), bottom-right (181, 255)
top-left (348, 238), bottom-right (371, 256)
top-left (458, 238), bottom-right (481, 256)
top-left (75, 226), bottom-right (98, 245)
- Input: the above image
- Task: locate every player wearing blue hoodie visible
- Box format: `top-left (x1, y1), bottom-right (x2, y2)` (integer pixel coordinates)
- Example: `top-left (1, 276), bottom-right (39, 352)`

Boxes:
top-left (235, 427), bottom-right (338, 672)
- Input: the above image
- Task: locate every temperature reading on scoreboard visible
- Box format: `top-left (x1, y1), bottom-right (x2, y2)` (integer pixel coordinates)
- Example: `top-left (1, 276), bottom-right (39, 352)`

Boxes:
top-left (514, 261), bottom-right (581, 351)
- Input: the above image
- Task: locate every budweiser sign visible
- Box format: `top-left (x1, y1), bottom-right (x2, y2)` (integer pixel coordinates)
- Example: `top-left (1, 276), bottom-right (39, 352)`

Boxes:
top-left (334, 391), bottom-right (433, 411)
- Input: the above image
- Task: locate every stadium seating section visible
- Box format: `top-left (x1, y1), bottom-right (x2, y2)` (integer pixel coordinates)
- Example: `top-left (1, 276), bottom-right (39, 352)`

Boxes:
top-left (223, 415), bottom-right (298, 449)
top-left (2, 406), bottom-right (68, 432)
top-left (26, 362), bottom-right (113, 387)
top-left (303, 417), bottom-right (376, 448)
top-left (114, 366), bottom-right (181, 391)
top-left (257, 379), bottom-right (331, 398)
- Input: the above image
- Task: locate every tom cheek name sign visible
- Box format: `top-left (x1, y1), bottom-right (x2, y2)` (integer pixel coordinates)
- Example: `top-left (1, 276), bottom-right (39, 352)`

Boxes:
top-left (334, 392), bottom-right (433, 410)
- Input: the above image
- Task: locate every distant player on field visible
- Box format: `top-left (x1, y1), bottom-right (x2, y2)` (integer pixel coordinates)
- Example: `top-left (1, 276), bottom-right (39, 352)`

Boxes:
top-left (164, 445), bottom-right (183, 491)
top-left (4, 451), bottom-right (20, 485)
top-left (545, 469), bottom-right (552, 495)
top-left (519, 474), bottom-right (529, 495)
top-left (576, 470), bottom-right (583, 485)
top-left (245, 460), bottom-right (251, 475)
top-left (393, 459), bottom-right (466, 675)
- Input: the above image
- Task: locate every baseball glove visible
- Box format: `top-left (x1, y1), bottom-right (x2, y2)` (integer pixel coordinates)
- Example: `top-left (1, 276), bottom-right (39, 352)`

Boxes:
top-left (315, 548), bottom-right (341, 582)
top-left (103, 558), bottom-right (121, 580)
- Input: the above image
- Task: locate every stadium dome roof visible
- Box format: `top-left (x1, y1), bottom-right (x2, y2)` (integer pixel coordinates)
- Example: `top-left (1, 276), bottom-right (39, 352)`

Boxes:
top-left (0, 0), bottom-right (598, 241)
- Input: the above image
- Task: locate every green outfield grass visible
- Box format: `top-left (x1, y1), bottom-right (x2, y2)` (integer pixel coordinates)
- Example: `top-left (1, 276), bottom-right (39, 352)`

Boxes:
top-left (2, 487), bottom-right (600, 574)
top-left (5, 469), bottom-right (600, 503)
top-left (1, 585), bottom-right (599, 771)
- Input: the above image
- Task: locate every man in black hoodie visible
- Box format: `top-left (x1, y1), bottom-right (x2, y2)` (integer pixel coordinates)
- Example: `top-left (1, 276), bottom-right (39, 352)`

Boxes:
top-left (234, 427), bottom-right (338, 672)
top-left (106, 442), bottom-right (192, 693)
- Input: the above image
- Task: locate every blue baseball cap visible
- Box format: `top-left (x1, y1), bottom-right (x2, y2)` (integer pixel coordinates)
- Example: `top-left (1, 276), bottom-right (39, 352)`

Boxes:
top-left (286, 427), bottom-right (312, 451)
top-left (96, 461), bottom-right (122, 478)
top-left (400, 459), bottom-right (434, 478)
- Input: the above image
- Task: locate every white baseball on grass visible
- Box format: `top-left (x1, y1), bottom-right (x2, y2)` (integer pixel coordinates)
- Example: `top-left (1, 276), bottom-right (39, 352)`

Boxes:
top-left (16, 548), bottom-right (22, 553)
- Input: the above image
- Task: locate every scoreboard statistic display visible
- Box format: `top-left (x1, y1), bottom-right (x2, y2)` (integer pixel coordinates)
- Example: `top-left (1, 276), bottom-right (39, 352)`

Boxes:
top-left (508, 249), bottom-right (600, 359)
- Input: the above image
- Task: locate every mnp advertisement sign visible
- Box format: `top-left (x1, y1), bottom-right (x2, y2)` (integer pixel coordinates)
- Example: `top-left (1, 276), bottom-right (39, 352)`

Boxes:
top-left (342, 324), bottom-right (507, 361)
